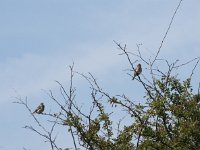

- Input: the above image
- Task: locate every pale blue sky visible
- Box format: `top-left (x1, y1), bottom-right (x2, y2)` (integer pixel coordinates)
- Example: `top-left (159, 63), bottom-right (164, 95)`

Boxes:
top-left (0, 0), bottom-right (200, 149)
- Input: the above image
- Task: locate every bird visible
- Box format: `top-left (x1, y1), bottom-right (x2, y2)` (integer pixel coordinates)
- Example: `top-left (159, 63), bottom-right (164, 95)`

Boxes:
top-left (33, 103), bottom-right (45, 114)
top-left (133, 64), bottom-right (142, 80)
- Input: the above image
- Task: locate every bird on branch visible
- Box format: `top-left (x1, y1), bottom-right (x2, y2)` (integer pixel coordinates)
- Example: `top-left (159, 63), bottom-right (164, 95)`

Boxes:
top-left (133, 64), bottom-right (142, 80)
top-left (33, 103), bottom-right (45, 114)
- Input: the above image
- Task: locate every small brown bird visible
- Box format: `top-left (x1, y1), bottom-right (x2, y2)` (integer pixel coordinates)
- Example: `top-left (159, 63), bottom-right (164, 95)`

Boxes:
top-left (33, 103), bottom-right (45, 114)
top-left (133, 64), bottom-right (142, 80)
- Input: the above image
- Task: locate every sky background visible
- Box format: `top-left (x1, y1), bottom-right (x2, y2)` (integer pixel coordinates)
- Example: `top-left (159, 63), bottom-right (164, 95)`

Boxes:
top-left (0, 0), bottom-right (200, 149)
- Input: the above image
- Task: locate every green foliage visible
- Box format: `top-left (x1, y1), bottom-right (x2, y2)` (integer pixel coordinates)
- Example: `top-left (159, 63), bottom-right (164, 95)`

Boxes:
top-left (19, 55), bottom-right (200, 150)
top-left (61, 76), bottom-right (200, 149)
top-left (19, 65), bottom-right (200, 150)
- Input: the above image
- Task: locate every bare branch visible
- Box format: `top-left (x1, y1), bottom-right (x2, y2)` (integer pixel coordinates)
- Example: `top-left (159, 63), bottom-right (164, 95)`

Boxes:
top-left (152, 0), bottom-right (183, 64)
top-left (189, 58), bottom-right (200, 80)
top-left (174, 57), bottom-right (200, 68)
top-left (114, 40), bottom-right (135, 71)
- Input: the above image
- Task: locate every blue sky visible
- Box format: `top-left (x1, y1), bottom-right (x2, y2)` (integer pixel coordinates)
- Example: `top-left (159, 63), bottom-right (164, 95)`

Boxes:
top-left (0, 0), bottom-right (200, 149)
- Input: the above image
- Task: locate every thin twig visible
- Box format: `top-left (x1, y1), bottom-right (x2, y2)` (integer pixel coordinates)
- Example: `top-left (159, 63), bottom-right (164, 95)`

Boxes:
top-left (189, 58), bottom-right (200, 80)
top-left (152, 0), bottom-right (183, 64)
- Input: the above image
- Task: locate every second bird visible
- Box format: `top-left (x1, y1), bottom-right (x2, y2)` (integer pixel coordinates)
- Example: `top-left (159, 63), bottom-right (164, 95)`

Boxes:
top-left (133, 64), bottom-right (142, 80)
top-left (33, 102), bottom-right (45, 114)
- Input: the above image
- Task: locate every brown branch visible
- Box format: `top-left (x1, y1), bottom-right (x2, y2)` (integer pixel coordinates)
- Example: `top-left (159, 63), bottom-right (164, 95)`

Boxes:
top-left (152, 0), bottom-right (183, 65)
top-left (114, 40), bottom-right (135, 71)
top-left (189, 58), bottom-right (200, 80)
top-left (174, 57), bottom-right (200, 68)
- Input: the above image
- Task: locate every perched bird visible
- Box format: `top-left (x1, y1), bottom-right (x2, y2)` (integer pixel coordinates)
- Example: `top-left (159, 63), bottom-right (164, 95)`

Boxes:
top-left (33, 103), bottom-right (45, 114)
top-left (133, 64), bottom-right (142, 80)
